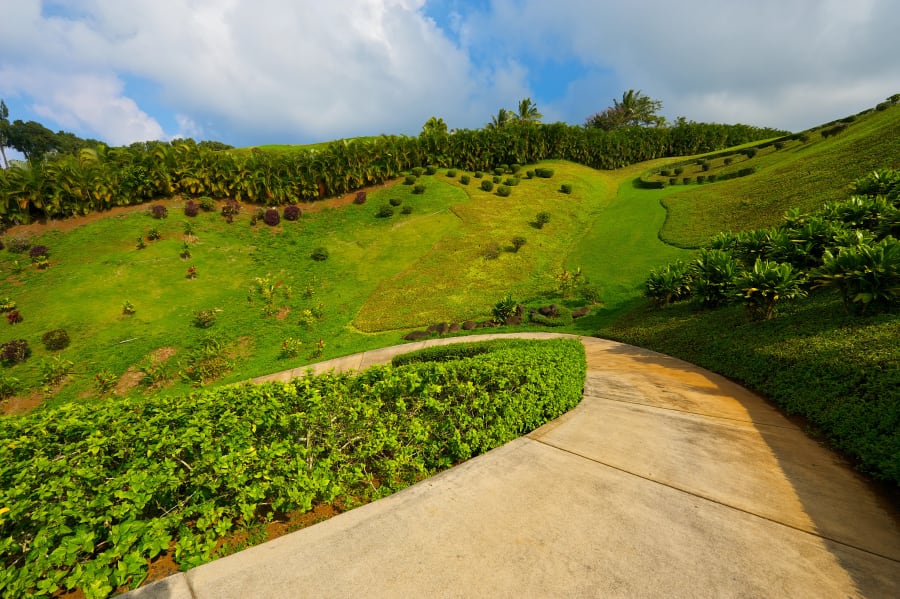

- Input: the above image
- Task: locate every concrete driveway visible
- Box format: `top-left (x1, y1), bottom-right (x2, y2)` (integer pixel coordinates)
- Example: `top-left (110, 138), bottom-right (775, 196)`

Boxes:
top-left (126, 334), bottom-right (900, 598)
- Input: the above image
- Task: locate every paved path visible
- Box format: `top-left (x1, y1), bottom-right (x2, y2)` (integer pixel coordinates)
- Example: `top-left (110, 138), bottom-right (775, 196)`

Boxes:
top-left (127, 334), bottom-right (900, 598)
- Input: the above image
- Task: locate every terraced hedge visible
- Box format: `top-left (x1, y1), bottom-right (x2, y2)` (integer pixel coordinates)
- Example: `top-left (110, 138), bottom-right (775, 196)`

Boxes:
top-left (0, 338), bottom-right (585, 598)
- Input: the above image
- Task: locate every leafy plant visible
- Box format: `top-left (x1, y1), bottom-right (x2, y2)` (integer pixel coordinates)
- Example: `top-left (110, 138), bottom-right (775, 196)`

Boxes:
top-left (0, 339), bottom-right (30, 365)
top-left (0, 298), bottom-right (15, 312)
top-left (41, 329), bottom-right (71, 351)
top-left (40, 356), bottom-right (74, 387)
top-left (5, 236), bottom-right (31, 254)
top-left (646, 261), bottom-right (693, 306)
top-left (6, 310), bottom-right (22, 324)
top-left (560, 183), bottom-right (573, 194)
top-left (376, 205), bottom-right (394, 218)
top-left (93, 368), bottom-right (117, 393)
top-left (146, 228), bottom-right (161, 241)
top-left (482, 243), bottom-right (501, 260)
top-left (184, 200), bottom-right (199, 217)
top-left (403, 175), bottom-right (416, 185)
top-left (690, 249), bottom-right (742, 307)
top-left (389, 197), bottom-right (403, 206)
top-left (459, 175), bottom-right (471, 185)
top-left (0, 373), bottom-right (20, 399)
top-left (280, 337), bottom-right (303, 358)
top-left (411, 167), bottom-right (425, 177)
top-left (535, 212), bottom-right (551, 228)
top-left (446, 169), bottom-right (457, 177)
top-left (183, 220), bottom-right (195, 236)
top-left (735, 259), bottom-right (807, 320)
top-left (122, 300), bottom-right (136, 315)
top-left (491, 294), bottom-right (518, 324)
top-left (136, 236), bottom-right (146, 250)
top-left (354, 191), bottom-right (367, 204)
top-left (186, 265), bottom-right (198, 279)
top-left (425, 165), bottom-right (437, 175)
top-left (480, 180), bottom-right (494, 192)
top-left (29, 245), bottom-right (49, 263)
top-left (199, 196), bottom-right (216, 211)
top-left (511, 236), bottom-right (526, 252)
top-left (813, 237), bottom-right (900, 314)
top-left (412, 184), bottom-right (426, 194)
top-left (263, 208), bottom-right (281, 226)
top-left (150, 204), bottom-right (168, 219)
top-left (492, 175), bottom-right (501, 184)
top-left (496, 185), bottom-right (511, 197)
top-left (310, 247), bottom-right (329, 261)
top-left (474, 171), bottom-right (483, 178)
top-left (283, 205), bottom-right (301, 221)
top-left (401, 205), bottom-right (413, 215)
top-left (179, 335), bottom-right (232, 385)
top-left (194, 309), bottom-right (218, 328)
top-left (534, 167), bottom-right (554, 178)
top-left (180, 242), bottom-right (192, 259)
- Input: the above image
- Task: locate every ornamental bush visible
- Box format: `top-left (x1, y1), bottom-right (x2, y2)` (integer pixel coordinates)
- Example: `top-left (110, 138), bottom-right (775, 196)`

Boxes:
top-left (263, 208), bottom-right (281, 226)
top-left (5, 236), bottom-right (31, 254)
top-left (193, 309), bottom-right (218, 328)
top-left (310, 247), bottom-right (329, 261)
top-left (184, 200), bottom-right (199, 217)
top-left (560, 183), bottom-right (573, 194)
top-left (354, 191), bottom-right (367, 204)
top-left (535, 212), bottom-right (551, 228)
top-left (404, 175), bottom-right (416, 185)
top-left (199, 197), bottom-right (216, 211)
top-left (413, 184), bottom-right (426, 194)
top-left (459, 175), bottom-right (471, 185)
top-left (150, 204), bottom-right (168, 219)
top-left (0, 339), bottom-right (29, 365)
top-left (496, 185), bottom-right (512, 197)
top-left (425, 165), bottom-right (437, 175)
top-left (446, 169), bottom-right (457, 177)
top-left (492, 175), bottom-right (501, 184)
top-left (41, 329), bottom-right (70, 351)
top-left (376, 205), bottom-right (394, 218)
top-left (283, 205), bottom-right (301, 221)
top-left (474, 171), bottom-right (483, 178)
top-left (389, 197), bottom-right (403, 206)
top-left (534, 167), bottom-right (554, 178)
top-left (29, 245), bottom-right (49, 263)
top-left (480, 180), bottom-right (494, 192)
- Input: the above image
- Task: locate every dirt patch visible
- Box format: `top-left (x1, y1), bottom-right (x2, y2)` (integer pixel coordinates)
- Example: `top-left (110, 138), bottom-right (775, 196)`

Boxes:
top-left (276, 306), bottom-right (291, 321)
top-left (114, 346), bottom-right (178, 396)
top-left (1, 389), bottom-right (45, 416)
top-left (4, 178), bottom-right (404, 239)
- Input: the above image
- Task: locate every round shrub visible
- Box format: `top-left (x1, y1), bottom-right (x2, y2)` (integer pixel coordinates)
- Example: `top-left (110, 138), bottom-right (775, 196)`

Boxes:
top-left (0, 339), bottom-right (29, 365)
top-left (482, 243), bottom-right (501, 260)
top-left (696, 175), bottom-right (706, 184)
top-left (5, 236), bottom-right (31, 254)
top-left (389, 197), bottom-right (403, 206)
top-left (150, 204), bottom-right (168, 219)
top-left (474, 171), bottom-right (483, 179)
top-left (283, 205), bottom-right (301, 221)
top-left (560, 183), bottom-right (573, 194)
top-left (481, 180), bottom-right (494, 192)
top-left (724, 157), bottom-right (734, 166)
top-left (492, 175), bottom-right (501, 184)
top-left (29, 245), bottom-right (49, 262)
top-left (510, 164), bottom-right (522, 174)
top-left (525, 170), bottom-right (535, 179)
top-left (669, 178), bottom-right (678, 186)
top-left (504, 177), bottom-right (519, 186)
top-left (376, 205), bottom-right (395, 218)
top-left (511, 236), bottom-right (526, 252)
top-left (401, 205), bottom-right (413, 214)
top-left (743, 148), bottom-right (758, 159)
top-left (412, 184), bottom-right (426, 194)
top-left (496, 185), bottom-right (512, 197)
top-left (184, 200), bottom-right (199, 217)
top-left (41, 329), bottom-right (70, 351)
top-left (221, 200), bottom-right (241, 220)
top-left (404, 175), bottom-right (416, 185)
top-left (673, 167), bottom-right (684, 176)
top-left (411, 167), bottom-right (425, 177)
top-left (660, 169), bottom-right (671, 177)
top-left (193, 309), bottom-right (217, 328)
top-left (199, 197), bottom-right (216, 211)
top-left (535, 212), bottom-right (551, 228)
top-left (446, 169), bottom-right (457, 177)
top-left (683, 177), bottom-right (692, 185)
top-left (459, 175), bottom-right (471, 185)
top-left (534, 167), bottom-right (554, 178)
top-left (425, 165), bottom-right (438, 175)
top-left (310, 247), bottom-right (329, 261)
top-left (493, 168), bottom-right (505, 176)
top-left (699, 160), bottom-right (711, 171)
top-left (354, 191), bottom-right (367, 204)
top-left (774, 141), bottom-right (786, 150)
top-left (263, 208), bottom-right (281, 226)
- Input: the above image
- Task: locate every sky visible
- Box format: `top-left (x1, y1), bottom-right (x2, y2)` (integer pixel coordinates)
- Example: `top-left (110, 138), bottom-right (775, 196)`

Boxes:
top-left (1, 0), bottom-right (898, 150)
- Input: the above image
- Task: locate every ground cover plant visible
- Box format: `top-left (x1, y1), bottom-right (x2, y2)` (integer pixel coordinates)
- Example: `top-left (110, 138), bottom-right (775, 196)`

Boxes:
top-left (0, 338), bottom-right (586, 597)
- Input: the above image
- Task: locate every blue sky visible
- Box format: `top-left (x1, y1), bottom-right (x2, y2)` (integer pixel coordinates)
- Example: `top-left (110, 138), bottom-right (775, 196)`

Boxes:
top-left (1, 0), bottom-right (898, 150)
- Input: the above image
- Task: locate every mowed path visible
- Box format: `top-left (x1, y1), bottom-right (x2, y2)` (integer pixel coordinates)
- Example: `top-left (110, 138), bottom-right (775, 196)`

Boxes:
top-left (130, 334), bottom-right (900, 598)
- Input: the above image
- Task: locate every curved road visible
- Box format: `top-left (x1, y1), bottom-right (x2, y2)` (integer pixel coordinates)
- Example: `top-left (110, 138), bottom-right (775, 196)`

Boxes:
top-left (130, 334), bottom-right (899, 598)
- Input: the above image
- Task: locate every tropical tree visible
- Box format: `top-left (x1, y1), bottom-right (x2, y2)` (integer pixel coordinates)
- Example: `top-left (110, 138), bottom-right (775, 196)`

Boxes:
top-left (515, 98), bottom-right (542, 124)
top-left (585, 89), bottom-right (665, 130)
top-left (421, 116), bottom-right (448, 136)
top-left (0, 99), bottom-right (9, 168)
top-left (487, 108), bottom-right (512, 129)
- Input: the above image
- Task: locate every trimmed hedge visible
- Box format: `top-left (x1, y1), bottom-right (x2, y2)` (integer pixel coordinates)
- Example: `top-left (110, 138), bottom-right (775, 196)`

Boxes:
top-left (0, 339), bottom-right (585, 596)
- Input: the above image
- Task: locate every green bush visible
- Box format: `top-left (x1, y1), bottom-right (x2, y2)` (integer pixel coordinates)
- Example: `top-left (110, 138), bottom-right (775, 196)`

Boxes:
top-left (534, 168), bottom-right (554, 178)
top-left (389, 197), bottom-right (403, 206)
top-left (673, 167), bottom-right (684, 176)
top-left (743, 148), bottom-right (758, 159)
top-left (392, 339), bottom-right (514, 367)
top-left (738, 167), bottom-right (757, 177)
top-left (199, 197), bottom-right (216, 211)
top-left (459, 175), bottom-right (471, 185)
top-left (446, 169), bottom-right (457, 178)
top-left (193, 309), bottom-right (218, 328)
top-left (412, 184), bottom-right (426, 195)
top-left (504, 177), bottom-right (519, 186)
top-left (511, 236), bottom-right (527, 252)
top-left (5, 236), bottom-right (31, 254)
top-left (404, 175), bottom-right (416, 185)
top-left (669, 178), bottom-right (678, 186)
top-left (481, 180), bottom-right (494, 192)
top-left (510, 164), bottom-right (522, 174)
top-left (0, 339), bottom-right (585, 596)
top-left (493, 168), bottom-right (505, 176)
top-left (376, 205), bottom-right (394, 218)
top-left (492, 175), bottom-right (501, 184)
top-left (529, 305), bottom-right (573, 327)
top-left (0, 339), bottom-right (30, 365)
top-left (660, 169), bottom-right (671, 177)
top-left (699, 160), bottom-right (710, 171)
top-left (411, 167), bottom-right (425, 177)
top-left (474, 171), bottom-right (483, 178)
top-left (683, 177), bottom-right (692, 185)
top-left (525, 170), bottom-right (535, 179)
top-left (535, 212), bottom-right (551, 228)
top-left (401, 205), bottom-right (413, 215)
top-left (41, 329), bottom-right (70, 351)
top-left (491, 294), bottom-right (518, 323)
top-left (560, 183), bottom-right (573, 194)
top-left (425, 165), bottom-right (438, 175)
top-left (496, 185), bottom-right (512, 197)
top-left (696, 175), bottom-right (706, 184)
top-left (310, 247), bottom-right (329, 261)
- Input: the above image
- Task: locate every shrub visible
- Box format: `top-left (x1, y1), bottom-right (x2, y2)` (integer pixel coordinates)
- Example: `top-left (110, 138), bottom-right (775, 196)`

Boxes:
top-left (389, 197), bottom-right (403, 206)
top-left (510, 164), bottom-right (522, 174)
top-left (491, 294), bottom-right (518, 324)
top-left (699, 160), bottom-right (711, 171)
top-left (691, 249), bottom-right (742, 307)
top-left (525, 170), bottom-right (534, 179)
top-left (774, 141), bottom-right (786, 150)
top-left (280, 337), bottom-right (303, 358)
top-left (492, 175), bottom-right (501, 184)
top-left (136, 236), bottom-right (146, 250)
top-left (263, 208), bottom-right (281, 226)
top-left (184, 200), bottom-right (199, 217)
top-left (738, 167), bottom-right (757, 177)
top-left (193, 309), bottom-right (218, 328)
top-left (483, 243), bottom-right (501, 260)
top-left (413, 184), bottom-right (426, 194)
top-left (459, 175), bottom-right (471, 185)
top-left (0, 298), bottom-right (15, 312)
top-left (401, 205), bottom-right (413, 214)
top-left (493, 168), bottom-right (505, 176)
top-left (310, 247), bottom-right (329, 261)
top-left (534, 167), bottom-right (554, 178)
top-left (660, 169), bottom-right (672, 177)
top-left (93, 369), bottom-right (117, 393)
top-left (221, 200), bottom-right (241, 221)
top-left (511, 236), bottom-right (526, 252)
top-left (41, 329), bottom-right (70, 351)
top-left (40, 356), bottom-right (74, 387)
top-left (376, 205), bottom-right (394, 218)
top-left (29, 245), bottom-right (49, 263)
top-left (504, 177), bottom-right (519, 186)
top-left (122, 300), bottom-right (136, 315)
top-left (496, 185), bottom-right (512, 197)
top-left (743, 148), bottom-right (758, 159)
top-left (724, 157), bottom-right (733, 166)
top-left (199, 197), bottom-right (216, 211)
top-left (696, 175), bottom-right (706, 184)
top-left (674, 167), bottom-right (684, 176)
top-left (150, 204), bottom-right (168, 219)
top-left (425, 165), bottom-right (437, 175)
top-left (669, 178), bottom-right (678, 186)
top-left (0, 373), bottom-right (20, 399)
top-left (411, 167), bottom-right (425, 177)
top-left (5, 236), bottom-right (31, 254)
top-left (186, 265), bottom-right (198, 279)
top-left (146, 228), bottom-right (161, 241)
top-left (683, 177), bottom-right (692, 185)
top-left (535, 212), bottom-right (551, 228)
top-left (354, 191), bottom-right (367, 204)
top-left (529, 305), bottom-right (573, 327)
top-left (474, 171), bottom-right (483, 178)
top-left (480, 180), bottom-right (494, 192)
top-left (404, 175), bottom-right (416, 185)
top-left (0, 339), bottom-right (29, 365)
top-left (180, 242), bottom-right (192, 259)
top-left (283, 205), bottom-right (301, 221)
top-left (446, 169), bottom-right (457, 177)
top-left (6, 310), bottom-right (22, 324)
top-left (560, 183), bottom-right (573, 194)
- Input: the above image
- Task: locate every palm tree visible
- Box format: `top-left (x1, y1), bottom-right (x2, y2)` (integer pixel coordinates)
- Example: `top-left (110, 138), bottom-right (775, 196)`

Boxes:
top-left (515, 98), bottom-right (542, 124)
top-left (487, 108), bottom-right (512, 129)
top-left (585, 89), bottom-right (665, 130)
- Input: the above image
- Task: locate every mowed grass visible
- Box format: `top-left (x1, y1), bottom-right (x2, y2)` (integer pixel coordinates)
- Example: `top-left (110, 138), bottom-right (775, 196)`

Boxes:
top-left (659, 104), bottom-right (900, 247)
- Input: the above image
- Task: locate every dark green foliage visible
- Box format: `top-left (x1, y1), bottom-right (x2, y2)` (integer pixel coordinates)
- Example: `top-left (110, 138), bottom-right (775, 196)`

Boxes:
top-left (525, 170), bottom-right (534, 179)
top-left (199, 197), bottom-right (216, 211)
top-left (691, 249), bottom-right (741, 307)
top-left (673, 167), bottom-right (684, 176)
top-left (821, 123), bottom-right (849, 138)
top-left (401, 205), bottom-right (413, 215)
top-left (683, 177), bottom-right (692, 185)
top-left (376, 205), bottom-right (394, 218)
top-left (459, 175), bottom-right (471, 185)
top-left (492, 175), bottom-right (501, 184)
top-left (510, 164), bottom-right (522, 174)
top-left (184, 200), bottom-right (199, 217)
top-left (560, 183), bottom-right (573, 194)
top-left (412, 184), bottom-right (426, 194)
top-left (504, 177), bottom-right (519, 186)
top-left (446, 169), bottom-right (457, 177)
top-left (310, 247), bottom-right (329, 261)
top-left (193, 309), bottom-right (218, 328)
top-left (389, 197), bottom-right (403, 206)
top-left (146, 228), bottom-right (161, 242)
top-left (736, 259), bottom-right (807, 320)
top-left (391, 339), bottom-right (512, 366)
top-left (150, 204), bottom-right (168, 219)
top-left (724, 157), bottom-right (733, 166)
top-left (696, 176), bottom-right (706, 184)
top-left (743, 147), bottom-right (758, 159)
top-left (534, 167), bottom-right (554, 178)
top-left (5, 236), bottom-right (30, 254)
top-left (283, 205), bottom-right (301, 221)
top-left (221, 200), bottom-right (240, 222)
top-left (738, 167), bottom-right (757, 177)
top-left (41, 329), bottom-right (70, 351)
top-left (0, 339), bottom-right (29, 364)
top-left (493, 168), bottom-right (505, 176)
top-left (491, 294), bottom-right (518, 323)
top-left (425, 165), bottom-right (438, 175)
top-left (0, 339), bottom-right (584, 596)
top-left (411, 167), bottom-right (425, 177)
top-left (660, 169), bottom-right (671, 177)
top-left (669, 178), bottom-right (677, 186)
top-left (535, 212), bottom-right (551, 228)
top-left (481, 180), bottom-right (494, 192)
top-left (699, 160), bottom-right (710, 171)
top-left (496, 185), bottom-right (511, 197)
top-left (482, 243), bottom-right (501, 260)
top-left (263, 208), bottom-right (280, 226)
top-left (529, 305), bottom-right (573, 327)
top-left (774, 142), bottom-right (786, 150)
top-left (511, 236), bottom-right (526, 252)
top-left (404, 175), bottom-right (416, 185)
top-left (474, 171), bottom-right (483, 178)
top-left (646, 261), bottom-right (693, 306)
top-left (813, 237), bottom-right (900, 314)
